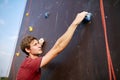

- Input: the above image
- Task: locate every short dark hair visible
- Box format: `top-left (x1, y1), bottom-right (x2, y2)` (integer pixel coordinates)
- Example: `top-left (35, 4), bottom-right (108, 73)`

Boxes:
top-left (20, 36), bottom-right (37, 55)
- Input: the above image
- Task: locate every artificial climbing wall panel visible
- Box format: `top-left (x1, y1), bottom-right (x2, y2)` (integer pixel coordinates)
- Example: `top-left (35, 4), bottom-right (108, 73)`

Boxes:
top-left (9, 0), bottom-right (120, 80)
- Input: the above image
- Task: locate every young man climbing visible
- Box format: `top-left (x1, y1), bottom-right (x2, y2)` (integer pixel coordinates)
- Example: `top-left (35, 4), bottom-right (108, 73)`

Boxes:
top-left (16, 11), bottom-right (88, 80)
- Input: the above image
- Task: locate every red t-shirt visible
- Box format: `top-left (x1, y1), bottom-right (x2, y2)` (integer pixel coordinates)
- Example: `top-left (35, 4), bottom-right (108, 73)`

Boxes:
top-left (16, 57), bottom-right (42, 80)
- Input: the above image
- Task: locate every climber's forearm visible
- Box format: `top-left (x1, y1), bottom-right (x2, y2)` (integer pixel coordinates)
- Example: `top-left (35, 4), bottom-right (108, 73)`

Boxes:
top-left (53, 22), bottom-right (78, 51)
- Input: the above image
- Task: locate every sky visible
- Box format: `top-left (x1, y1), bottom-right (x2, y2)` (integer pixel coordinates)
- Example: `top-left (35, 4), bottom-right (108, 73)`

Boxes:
top-left (0, 0), bottom-right (27, 77)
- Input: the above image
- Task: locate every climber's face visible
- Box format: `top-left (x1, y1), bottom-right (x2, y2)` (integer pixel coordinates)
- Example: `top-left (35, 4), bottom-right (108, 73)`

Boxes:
top-left (26, 39), bottom-right (43, 55)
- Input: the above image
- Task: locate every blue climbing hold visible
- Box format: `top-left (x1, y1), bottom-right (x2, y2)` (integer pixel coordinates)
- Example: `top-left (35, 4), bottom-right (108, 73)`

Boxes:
top-left (44, 12), bottom-right (50, 19)
top-left (83, 13), bottom-right (92, 23)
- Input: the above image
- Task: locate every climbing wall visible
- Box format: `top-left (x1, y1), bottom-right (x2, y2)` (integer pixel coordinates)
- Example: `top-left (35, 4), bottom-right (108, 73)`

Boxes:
top-left (9, 0), bottom-right (120, 80)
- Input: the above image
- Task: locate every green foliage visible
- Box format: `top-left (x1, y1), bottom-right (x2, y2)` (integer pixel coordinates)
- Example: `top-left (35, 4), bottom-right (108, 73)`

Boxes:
top-left (0, 77), bottom-right (8, 80)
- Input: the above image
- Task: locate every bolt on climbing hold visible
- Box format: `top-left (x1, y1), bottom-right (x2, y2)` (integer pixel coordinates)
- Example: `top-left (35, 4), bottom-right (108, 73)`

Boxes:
top-left (29, 26), bottom-right (33, 32)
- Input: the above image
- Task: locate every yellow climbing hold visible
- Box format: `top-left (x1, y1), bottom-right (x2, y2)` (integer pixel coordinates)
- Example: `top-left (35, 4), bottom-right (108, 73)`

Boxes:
top-left (16, 52), bottom-right (20, 56)
top-left (29, 26), bottom-right (33, 32)
top-left (26, 12), bottom-right (29, 16)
